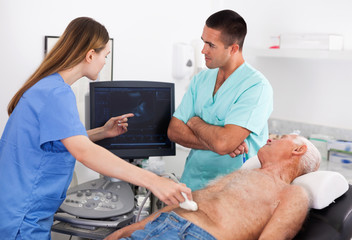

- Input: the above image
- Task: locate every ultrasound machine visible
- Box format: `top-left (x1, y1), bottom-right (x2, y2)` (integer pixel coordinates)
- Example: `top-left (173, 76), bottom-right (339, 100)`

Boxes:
top-left (51, 81), bottom-right (175, 239)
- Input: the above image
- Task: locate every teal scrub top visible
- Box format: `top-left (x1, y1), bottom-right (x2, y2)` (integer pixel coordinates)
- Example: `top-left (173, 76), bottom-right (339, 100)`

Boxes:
top-left (174, 62), bottom-right (273, 191)
top-left (0, 73), bottom-right (87, 239)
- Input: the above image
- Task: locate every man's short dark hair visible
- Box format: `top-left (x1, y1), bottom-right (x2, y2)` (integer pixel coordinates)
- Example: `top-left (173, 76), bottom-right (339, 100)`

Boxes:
top-left (206, 9), bottom-right (247, 50)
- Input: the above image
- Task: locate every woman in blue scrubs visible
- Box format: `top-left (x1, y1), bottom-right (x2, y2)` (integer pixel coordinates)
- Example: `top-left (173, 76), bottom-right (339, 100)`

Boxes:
top-left (0, 17), bottom-right (192, 239)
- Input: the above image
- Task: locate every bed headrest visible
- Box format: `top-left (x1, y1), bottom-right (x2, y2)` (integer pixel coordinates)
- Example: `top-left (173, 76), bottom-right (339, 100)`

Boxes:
top-left (241, 156), bottom-right (349, 209)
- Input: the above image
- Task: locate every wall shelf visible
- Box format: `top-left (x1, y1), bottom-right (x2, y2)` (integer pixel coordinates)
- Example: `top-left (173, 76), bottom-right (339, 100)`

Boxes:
top-left (245, 48), bottom-right (352, 60)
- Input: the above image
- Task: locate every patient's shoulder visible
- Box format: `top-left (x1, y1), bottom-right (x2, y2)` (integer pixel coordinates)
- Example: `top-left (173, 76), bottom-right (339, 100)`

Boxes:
top-left (282, 184), bottom-right (308, 194)
top-left (280, 185), bottom-right (309, 204)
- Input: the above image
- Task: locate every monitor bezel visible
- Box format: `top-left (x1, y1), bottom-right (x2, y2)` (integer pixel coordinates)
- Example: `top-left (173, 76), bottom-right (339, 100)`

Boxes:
top-left (89, 80), bottom-right (176, 160)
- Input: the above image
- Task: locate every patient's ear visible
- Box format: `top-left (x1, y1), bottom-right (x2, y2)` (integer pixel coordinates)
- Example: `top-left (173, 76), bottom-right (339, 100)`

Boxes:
top-left (292, 145), bottom-right (307, 156)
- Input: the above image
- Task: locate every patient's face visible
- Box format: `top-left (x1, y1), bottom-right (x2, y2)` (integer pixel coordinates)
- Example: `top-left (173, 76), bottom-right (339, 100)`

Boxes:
top-left (258, 135), bottom-right (300, 162)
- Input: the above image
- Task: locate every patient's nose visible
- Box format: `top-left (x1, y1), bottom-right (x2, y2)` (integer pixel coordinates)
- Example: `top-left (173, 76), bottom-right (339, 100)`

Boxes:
top-left (267, 139), bottom-right (272, 144)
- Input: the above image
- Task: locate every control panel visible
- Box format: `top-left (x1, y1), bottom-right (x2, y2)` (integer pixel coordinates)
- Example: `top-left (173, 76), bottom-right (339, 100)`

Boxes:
top-left (59, 177), bottom-right (135, 219)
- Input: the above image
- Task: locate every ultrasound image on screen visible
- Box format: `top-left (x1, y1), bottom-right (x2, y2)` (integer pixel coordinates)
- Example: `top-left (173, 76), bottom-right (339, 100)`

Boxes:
top-left (93, 87), bottom-right (172, 150)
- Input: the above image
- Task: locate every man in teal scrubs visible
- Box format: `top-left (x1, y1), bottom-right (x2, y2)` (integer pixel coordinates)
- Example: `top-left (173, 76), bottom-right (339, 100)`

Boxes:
top-left (168, 10), bottom-right (273, 191)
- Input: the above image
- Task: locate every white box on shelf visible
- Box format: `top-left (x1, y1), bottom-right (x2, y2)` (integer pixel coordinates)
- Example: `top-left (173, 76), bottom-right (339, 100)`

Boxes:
top-left (329, 150), bottom-right (352, 163)
top-left (280, 34), bottom-right (344, 50)
top-left (328, 140), bottom-right (352, 152)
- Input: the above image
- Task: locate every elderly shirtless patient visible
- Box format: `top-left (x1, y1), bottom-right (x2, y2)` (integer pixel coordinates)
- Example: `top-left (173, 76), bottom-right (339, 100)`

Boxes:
top-left (105, 134), bottom-right (321, 240)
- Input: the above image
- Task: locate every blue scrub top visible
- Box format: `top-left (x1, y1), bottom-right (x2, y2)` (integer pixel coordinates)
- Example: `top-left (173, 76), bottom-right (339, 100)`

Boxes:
top-left (174, 62), bottom-right (273, 191)
top-left (0, 73), bottom-right (87, 239)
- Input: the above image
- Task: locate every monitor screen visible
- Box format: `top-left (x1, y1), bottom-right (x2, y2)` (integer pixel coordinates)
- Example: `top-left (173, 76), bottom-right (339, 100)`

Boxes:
top-left (90, 81), bottom-right (175, 159)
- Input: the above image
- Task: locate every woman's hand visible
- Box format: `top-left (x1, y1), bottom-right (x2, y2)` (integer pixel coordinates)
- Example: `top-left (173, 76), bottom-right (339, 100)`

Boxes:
top-left (87, 113), bottom-right (134, 142)
top-left (103, 113), bottom-right (134, 138)
top-left (148, 176), bottom-right (193, 206)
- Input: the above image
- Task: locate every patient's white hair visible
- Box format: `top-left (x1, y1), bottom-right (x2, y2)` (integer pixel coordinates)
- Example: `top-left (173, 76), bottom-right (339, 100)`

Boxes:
top-left (293, 135), bottom-right (321, 174)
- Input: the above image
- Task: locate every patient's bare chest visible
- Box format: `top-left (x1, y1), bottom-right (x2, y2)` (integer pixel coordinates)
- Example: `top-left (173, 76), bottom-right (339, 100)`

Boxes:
top-left (211, 171), bottom-right (285, 238)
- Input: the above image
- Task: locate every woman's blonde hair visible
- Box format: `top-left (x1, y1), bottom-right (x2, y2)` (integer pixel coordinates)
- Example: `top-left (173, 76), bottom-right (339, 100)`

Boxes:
top-left (7, 17), bottom-right (109, 115)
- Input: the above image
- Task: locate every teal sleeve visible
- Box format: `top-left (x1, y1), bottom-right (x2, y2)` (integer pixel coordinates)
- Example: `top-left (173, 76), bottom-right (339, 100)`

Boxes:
top-left (173, 75), bottom-right (197, 124)
top-left (225, 82), bottom-right (273, 135)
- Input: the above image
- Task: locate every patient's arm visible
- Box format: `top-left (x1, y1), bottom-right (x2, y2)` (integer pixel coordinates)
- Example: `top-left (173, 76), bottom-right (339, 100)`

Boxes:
top-left (259, 185), bottom-right (309, 240)
top-left (104, 205), bottom-right (177, 240)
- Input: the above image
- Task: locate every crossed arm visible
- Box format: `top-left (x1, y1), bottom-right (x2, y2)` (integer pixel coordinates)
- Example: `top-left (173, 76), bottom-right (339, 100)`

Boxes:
top-left (168, 116), bottom-right (250, 157)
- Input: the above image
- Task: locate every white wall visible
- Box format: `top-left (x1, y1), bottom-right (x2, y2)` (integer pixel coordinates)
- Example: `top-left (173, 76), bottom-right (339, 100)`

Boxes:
top-left (222, 0), bottom-right (352, 129)
top-left (1, 0), bottom-right (352, 182)
top-left (0, 0), bottom-right (217, 185)
top-left (225, 0), bottom-right (352, 49)
top-left (0, 0), bottom-right (215, 135)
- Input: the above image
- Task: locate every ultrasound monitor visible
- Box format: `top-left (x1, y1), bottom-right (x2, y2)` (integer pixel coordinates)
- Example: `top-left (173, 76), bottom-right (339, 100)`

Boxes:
top-left (90, 81), bottom-right (175, 160)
